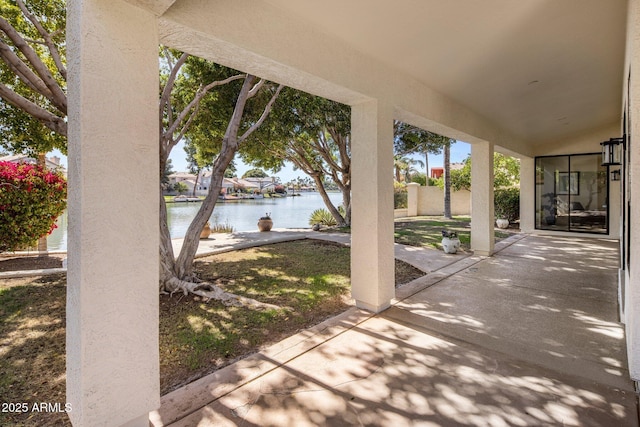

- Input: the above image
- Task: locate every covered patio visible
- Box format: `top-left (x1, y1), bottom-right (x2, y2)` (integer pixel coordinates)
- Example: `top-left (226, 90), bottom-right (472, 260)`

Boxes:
top-left (65, 0), bottom-right (640, 425)
top-left (151, 234), bottom-right (636, 426)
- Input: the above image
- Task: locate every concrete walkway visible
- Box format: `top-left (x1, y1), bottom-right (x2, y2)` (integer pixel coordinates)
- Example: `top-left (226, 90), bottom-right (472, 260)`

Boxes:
top-left (152, 232), bottom-right (639, 426)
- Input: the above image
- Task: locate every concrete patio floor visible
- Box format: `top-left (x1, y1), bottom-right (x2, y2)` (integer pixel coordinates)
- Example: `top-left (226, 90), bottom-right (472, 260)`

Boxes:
top-left (152, 233), bottom-right (638, 426)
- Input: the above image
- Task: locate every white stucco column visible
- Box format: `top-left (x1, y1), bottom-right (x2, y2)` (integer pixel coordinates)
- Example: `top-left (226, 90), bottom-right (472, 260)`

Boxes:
top-left (519, 155), bottom-right (535, 233)
top-left (351, 100), bottom-right (395, 312)
top-left (67, 1), bottom-right (159, 426)
top-left (471, 141), bottom-right (495, 256)
top-left (406, 182), bottom-right (419, 217)
top-left (626, 0), bottom-right (640, 383)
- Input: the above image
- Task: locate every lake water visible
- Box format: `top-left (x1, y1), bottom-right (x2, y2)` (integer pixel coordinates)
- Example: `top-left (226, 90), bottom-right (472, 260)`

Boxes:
top-left (46, 192), bottom-right (343, 252)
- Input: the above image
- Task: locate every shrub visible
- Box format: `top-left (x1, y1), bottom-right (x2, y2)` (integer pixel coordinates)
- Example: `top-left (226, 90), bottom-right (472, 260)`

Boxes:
top-left (409, 173), bottom-right (427, 186)
top-left (394, 181), bottom-right (408, 209)
top-left (210, 221), bottom-right (235, 233)
top-left (308, 206), bottom-right (345, 226)
top-left (0, 161), bottom-right (67, 252)
top-left (494, 187), bottom-right (520, 222)
top-left (173, 182), bottom-right (188, 194)
top-left (309, 208), bottom-right (337, 226)
top-left (394, 191), bottom-right (408, 209)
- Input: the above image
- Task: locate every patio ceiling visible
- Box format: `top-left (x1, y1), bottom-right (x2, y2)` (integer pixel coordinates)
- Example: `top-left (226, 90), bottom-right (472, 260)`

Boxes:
top-left (156, 0), bottom-right (627, 150)
top-left (261, 0), bottom-right (627, 146)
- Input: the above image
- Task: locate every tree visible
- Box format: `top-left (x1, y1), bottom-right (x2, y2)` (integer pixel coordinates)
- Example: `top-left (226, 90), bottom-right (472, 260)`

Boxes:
top-left (161, 158), bottom-right (175, 193)
top-left (393, 154), bottom-right (424, 182)
top-left (242, 168), bottom-right (268, 178)
top-left (0, 161), bottom-right (66, 252)
top-left (493, 153), bottom-right (520, 188)
top-left (248, 88), bottom-right (351, 226)
top-left (183, 140), bottom-right (201, 196)
top-left (173, 181), bottom-right (188, 195)
top-left (393, 122), bottom-right (454, 216)
top-left (0, 0), bottom-right (66, 155)
top-left (394, 121), bottom-right (448, 185)
top-left (450, 152), bottom-right (520, 191)
top-left (223, 161), bottom-right (237, 178)
top-left (159, 50), bottom-right (283, 301)
top-left (0, 5), bottom-right (283, 306)
top-left (451, 156), bottom-right (471, 191)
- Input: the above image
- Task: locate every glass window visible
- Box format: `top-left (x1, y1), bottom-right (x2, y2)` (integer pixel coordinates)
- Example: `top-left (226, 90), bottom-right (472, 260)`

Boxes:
top-left (535, 154), bottom-right (608, 234)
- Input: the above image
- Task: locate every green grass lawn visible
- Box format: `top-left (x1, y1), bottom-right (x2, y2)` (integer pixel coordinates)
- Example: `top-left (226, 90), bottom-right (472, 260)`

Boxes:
top-left (0, 239), bottom-right (423, 426)
top-left (393, 216), bottom-right (514, 250)
top-left (326, 216), bottom-right (516, 251)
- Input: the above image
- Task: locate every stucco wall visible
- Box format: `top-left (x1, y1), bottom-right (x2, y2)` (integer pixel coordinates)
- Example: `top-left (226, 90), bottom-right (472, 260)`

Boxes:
top-left (624, 0), bottom-right (640, 382)
top-left (394, 208), bottom-right (409, 218)
top-left (415, 186), bottom-right (471, 216)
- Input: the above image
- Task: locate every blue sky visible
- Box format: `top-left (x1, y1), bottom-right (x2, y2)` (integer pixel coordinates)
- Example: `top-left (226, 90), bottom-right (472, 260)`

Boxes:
top-left (51, 140), bottom-right (470, 183)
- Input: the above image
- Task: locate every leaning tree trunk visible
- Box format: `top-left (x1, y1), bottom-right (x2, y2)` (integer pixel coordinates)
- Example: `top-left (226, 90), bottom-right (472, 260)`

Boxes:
top-left (443, 142), bottom-right (452, 219)
top-left (158, 75), bottom-right (283, 309)
top-left (312, 174), bottom-right (347, 227)
top-left (159, 191), bottom-right (178, 288)
top-left (341, 185), bottom-right (351, 226)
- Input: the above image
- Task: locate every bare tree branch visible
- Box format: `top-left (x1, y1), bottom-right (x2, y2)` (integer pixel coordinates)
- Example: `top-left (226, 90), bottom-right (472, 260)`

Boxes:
top-left (173, 101), bottom-right (202, 149)
top-left (159, 50), bottom-right (188, 140)
top-left (238, 84), bottom-right (284, 143)
top-left (0, 16), bottom-right (66, 113)
top-left (15, 0), bottom-right (66, 80)
top-left (165, 73), bottom-right (246, 142)
top-left (0, 39), bottom-right (49, 95)
top-left (0, 83), bottom-right (66, 136)
top-left (247, 79), bottom-right (265, 99)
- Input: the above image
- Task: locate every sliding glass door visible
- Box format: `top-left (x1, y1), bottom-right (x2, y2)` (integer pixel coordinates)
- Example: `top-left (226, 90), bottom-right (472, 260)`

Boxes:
top-left (535, 154), bottom-right (608, 234)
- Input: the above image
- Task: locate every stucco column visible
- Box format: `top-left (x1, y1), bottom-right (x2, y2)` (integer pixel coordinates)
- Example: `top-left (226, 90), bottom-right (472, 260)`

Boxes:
top-left (471, 141), bottom-right (495, 256)
top-left (406, 182), bottom-right (419, 217)
top-left (626, 0), bottom-right (640, 383)
top-left (351, 100), bottom-right (395, 312)
top-left (519, 155), bottom-right (535, 233)
top-left (67, 1), bottom-right (159, 426)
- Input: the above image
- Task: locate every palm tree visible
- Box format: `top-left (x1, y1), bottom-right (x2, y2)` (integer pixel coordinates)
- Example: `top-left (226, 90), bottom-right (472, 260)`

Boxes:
top-left (394, 155), bottom-right (424, 182)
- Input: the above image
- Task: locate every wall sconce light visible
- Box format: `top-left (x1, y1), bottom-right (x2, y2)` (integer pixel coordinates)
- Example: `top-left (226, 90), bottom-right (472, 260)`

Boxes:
top-left (611, 169), bottom-right (621, 181)
top-left (601, 137), bottom-right (624, 166)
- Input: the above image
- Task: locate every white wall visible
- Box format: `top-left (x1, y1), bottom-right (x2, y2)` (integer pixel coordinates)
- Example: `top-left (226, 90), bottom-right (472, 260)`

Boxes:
top-left (414, 187), bottom-right (471, 216)
top-left (623, 0), bottom-right (640, 382)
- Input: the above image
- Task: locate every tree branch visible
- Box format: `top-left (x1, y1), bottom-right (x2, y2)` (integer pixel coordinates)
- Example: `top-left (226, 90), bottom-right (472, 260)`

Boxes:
top-left (173, 101), bottom-right (202, 150)
top-left (0, 16), bottom-right (66, 114)
top-left (0, 83), bottom-right (66, 136)
top-left (247, 79), bottom-right (265, 99)
top-left (0, 39), bottom-right (49, 96)
top-left (159, 50), bottom-right (188, 134)
top-left (165, 73), bottom-right (245, 141)
top-left (238, 84), bottom-right (283, 144)
top-left (15, 0), bottom-right (66, 80)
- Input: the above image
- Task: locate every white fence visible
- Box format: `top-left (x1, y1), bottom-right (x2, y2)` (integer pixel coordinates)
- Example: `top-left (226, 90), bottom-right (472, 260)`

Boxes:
top-left (400, 183), bottom-right (471, 217)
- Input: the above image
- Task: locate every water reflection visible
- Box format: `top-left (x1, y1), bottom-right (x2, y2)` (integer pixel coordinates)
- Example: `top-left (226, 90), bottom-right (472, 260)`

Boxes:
top-left (47, 192), bottom-right (342, 251)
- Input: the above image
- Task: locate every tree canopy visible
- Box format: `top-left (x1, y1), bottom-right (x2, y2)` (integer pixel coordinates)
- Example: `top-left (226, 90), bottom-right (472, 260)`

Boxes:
top-left (393, 121), bottom-right (450, 158)
top-left (450, 152), bottom-right (520, 191)
top-left (247, 87), bottom-right (352, 225)
top-left (0, 0), bottom-right (67, 155)
top-left (242, 168), bottom-right (268, 178)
